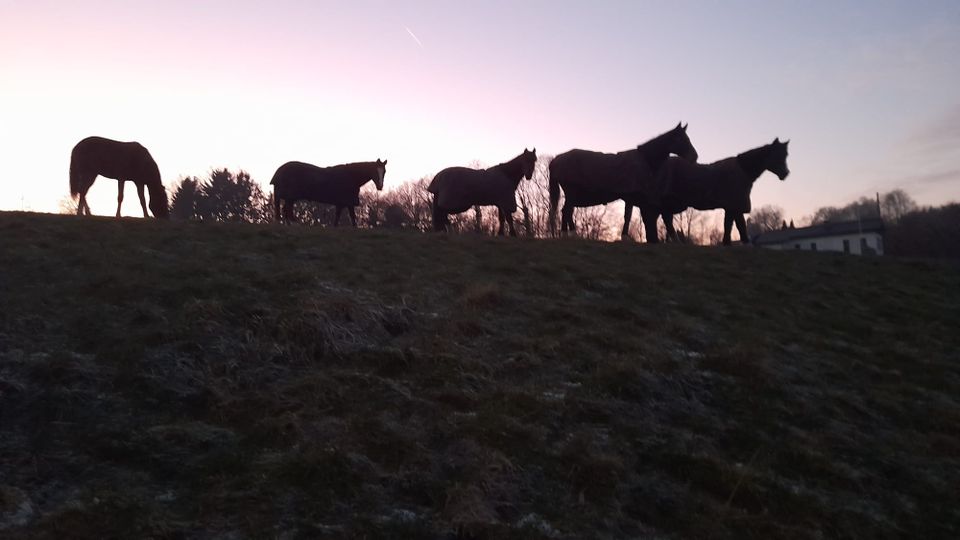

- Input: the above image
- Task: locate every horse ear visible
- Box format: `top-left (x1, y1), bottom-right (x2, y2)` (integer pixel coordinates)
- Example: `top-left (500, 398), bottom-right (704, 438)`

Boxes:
top-left (383, 159), bottom-right (388, 165)
top-left (681, 123), bottom-right (688, 130)
top-left (531, 147), bottom-right (536, 154)
top-left (774, 137), bottom-right (780, 144)
top-left (676, 122), bottom-right (682, 129)
top-left (783, 139), bottom-right (790, 146)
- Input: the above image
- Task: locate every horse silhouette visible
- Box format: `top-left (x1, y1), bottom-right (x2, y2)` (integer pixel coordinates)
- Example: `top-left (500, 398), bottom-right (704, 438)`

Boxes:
top-left (428, 148), bottom-right (538, 236)
top-left (270, 159), bottom-right (387, 225)
top-left (627, 138), bottom-right (790, 245)
top-left (69, 136), bottom-right (169, 218)
top-left (548, 123), bottom-right (698, 240)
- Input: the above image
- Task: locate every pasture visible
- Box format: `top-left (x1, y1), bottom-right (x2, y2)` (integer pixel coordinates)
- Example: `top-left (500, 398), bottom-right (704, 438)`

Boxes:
top-left (0, 211), bottom-right (958, 538)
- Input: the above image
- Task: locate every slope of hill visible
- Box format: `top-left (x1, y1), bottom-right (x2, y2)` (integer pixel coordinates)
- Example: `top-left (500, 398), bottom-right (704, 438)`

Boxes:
top-left (1, 211), bottom-right (958, 539)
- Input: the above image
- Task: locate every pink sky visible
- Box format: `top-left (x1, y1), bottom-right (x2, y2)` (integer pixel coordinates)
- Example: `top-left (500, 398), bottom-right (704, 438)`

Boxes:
top-left (2, 1), bottom-right (958, 220)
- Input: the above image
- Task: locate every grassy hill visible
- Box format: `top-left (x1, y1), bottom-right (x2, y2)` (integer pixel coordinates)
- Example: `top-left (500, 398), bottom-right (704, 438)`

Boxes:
top-left (1, 211), bottom-right (958, 539)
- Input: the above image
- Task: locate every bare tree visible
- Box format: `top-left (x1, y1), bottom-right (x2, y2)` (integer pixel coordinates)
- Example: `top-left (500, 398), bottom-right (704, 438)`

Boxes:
top-left (515, 155), bottom-right (554, 238)
top-left (811, 196), bottom-right (880, 224)
top-left (746, 205), bottom-right (785, 238)
top-left (362, 177), bottom-right (435, 231)
top-left (881, 189), bottom-right (918, 223)
top-left (57, 195), bottom-right (78, 215)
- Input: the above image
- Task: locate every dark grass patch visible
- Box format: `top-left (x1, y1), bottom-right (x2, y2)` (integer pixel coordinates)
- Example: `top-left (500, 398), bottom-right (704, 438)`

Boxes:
top-left (1, 211), bottom-right (959, 538)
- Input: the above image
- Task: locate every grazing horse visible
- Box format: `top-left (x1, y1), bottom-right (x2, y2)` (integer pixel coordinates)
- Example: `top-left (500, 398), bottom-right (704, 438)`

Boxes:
top-left (428, 148), bottom-right (538, 236)
top-left (630, 138), bottom-right (790, 245)
top-left (270, 159), bottom-right (387, 225)
top-left (548, 123), bottom-right (698, 240)
top-left (69, 136), bottom-right (169, 218)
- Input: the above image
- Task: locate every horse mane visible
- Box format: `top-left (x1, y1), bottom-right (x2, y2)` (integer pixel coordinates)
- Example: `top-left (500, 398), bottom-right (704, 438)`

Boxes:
top-left (490, 154), bottom-right (527, 185)
top-left (326, 161), bottom-right (379, 175)
top-left (636, 128), bottom-right (681, 172)
top-left (736, 144), bottom-right (774, 181)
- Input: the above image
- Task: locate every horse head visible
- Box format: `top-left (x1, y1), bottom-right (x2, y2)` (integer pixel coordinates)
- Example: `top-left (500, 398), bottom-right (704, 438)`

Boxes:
top-left (638, 123), bottom-right (699, 172)
top-left (671, 122), bottom-right (699, 163)
top-left (148, 185), bottom-right (170, 219)
top-left (520, 148), bottom-right (538, 180)
top-left (374, 159), bottom-right (388, 190)
top-left (767, 138), bottom-right (790, 180)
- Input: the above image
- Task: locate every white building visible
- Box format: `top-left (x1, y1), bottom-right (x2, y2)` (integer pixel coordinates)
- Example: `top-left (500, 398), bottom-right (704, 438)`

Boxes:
top-left (754, 218), bottom-right (885, 255)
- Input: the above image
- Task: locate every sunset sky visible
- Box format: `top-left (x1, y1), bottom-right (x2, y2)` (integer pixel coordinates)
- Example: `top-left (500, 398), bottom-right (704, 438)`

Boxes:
top-left (1, 1), bottom-right (958, 219)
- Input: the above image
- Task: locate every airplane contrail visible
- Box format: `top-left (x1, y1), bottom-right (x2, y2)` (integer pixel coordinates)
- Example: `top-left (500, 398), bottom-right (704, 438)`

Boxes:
top-left (405, 26), bottom-right (424, 49)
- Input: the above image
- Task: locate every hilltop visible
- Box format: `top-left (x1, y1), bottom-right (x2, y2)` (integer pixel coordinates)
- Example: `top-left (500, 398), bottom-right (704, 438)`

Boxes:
top-left (1, 211), bottom-right (958, 539)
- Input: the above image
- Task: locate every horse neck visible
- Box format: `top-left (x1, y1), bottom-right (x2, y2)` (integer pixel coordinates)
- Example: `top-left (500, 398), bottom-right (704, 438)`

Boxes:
top-left (345, 162), bottom-right (376, 186)
top-left (491, 158), bottom-right (524, 186)
top-left (637, 133), bottom-right (677, 171)
top-left (735, 146), bottom-right (772, 181)
top-left (140, 168), bottom-right (163, 191)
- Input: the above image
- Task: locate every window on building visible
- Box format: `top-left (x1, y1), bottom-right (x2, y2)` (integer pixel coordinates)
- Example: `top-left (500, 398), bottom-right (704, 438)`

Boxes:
top-left (810, 242), bottom-right (817, 251)
top-left (877, 236), bottom-right (884, 253)
top-left (860, 237), bottom-right (868, 252)
top-left (843, 239), bottom-right (850, 253)
top-left (794, 243), bottom-right (801, 250)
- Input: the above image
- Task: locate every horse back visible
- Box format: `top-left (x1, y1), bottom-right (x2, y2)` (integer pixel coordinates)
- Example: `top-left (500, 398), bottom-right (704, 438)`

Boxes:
top-left (71, 136), bottom-right (159, 183)
top-left (271, 161), bottom-right (363, 206)
top-left (659, 157), bottom-right (752, 213)
top-left (552, 148), bottom-right (652, 197)
top-left (430, 167), bottom-right (516, 211)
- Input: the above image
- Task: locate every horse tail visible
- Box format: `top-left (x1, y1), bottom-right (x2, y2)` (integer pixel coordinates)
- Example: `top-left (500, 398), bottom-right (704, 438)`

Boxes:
top-left (69, 147), bottom-right (81, 199)
top-left (548, 160), bottom-right (561, 235)
top-left (269, 167), bottom-right (282, 221)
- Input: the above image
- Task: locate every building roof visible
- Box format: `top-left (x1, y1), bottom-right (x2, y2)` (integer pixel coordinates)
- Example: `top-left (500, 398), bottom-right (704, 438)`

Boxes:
top-left (754, 218), bottom-right (885, 245)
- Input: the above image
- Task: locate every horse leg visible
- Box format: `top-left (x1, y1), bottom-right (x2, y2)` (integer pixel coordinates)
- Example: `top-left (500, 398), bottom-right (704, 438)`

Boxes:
top-left (334, 206), bottom-right (344, 227)
top-left (735, 214), bottom-right (750, 244)
top-left (77, 187), bottom-right (89, 216)
top-left (274, 196), bottom-right (282, 223)
top-left (561, 204), bottom-right (575, 236)
top-left (641, 208), bottom-right (660, 244)
top-left (621, 203), bottom-right (633, 240)
top-left (77, 193), bottom-right (89, 216)
top-left (662, 213), bottom-right (679, 242)
top-left (432, 200), bottom-right (447, 232)
top-left (722, 212), bottom-right (734, 246)
top-left (497, 208), bottom-right (516, 237)
top-left (116, 180), bottom-right (125, 218)
top-left (136, 183), bottom-right (148, 217)
top-left (348, 206), bottom-right (357, 227)
top-left (284, 201), bottom-right (296, 224)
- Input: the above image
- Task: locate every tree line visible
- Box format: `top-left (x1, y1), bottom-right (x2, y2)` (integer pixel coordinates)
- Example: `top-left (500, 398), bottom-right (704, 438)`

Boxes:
top-left (156, 165), bottom-right (955, 258)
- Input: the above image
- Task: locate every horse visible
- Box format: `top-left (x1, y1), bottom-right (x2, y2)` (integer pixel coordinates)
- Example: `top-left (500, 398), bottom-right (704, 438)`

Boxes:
top-left (627, 138), bottom-right (790, 245)
top-left (270, 159), bottom-right (387, 225)
top-left (428, 148), bottom-right (538, 236)
top-left (69, 136), bottom-right (169, 219)
top-left (548, 123), bottom-right (698, 241)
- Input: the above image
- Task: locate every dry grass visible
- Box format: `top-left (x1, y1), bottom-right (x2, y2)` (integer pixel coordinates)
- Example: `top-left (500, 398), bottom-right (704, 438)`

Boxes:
top-left (0, 211), bottom-right (958, 538)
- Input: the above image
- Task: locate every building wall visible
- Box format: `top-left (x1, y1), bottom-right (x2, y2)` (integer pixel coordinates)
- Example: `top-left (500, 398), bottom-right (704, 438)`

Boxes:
top-left (761, 232), bottom-right (884, 255)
